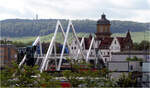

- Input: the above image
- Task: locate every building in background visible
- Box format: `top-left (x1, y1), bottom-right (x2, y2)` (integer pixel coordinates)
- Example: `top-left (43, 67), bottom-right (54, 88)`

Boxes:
top-left (142, 62), bottom-right (150, 87)
top-left (107, 61), bottom-right (143, 87)
top-left (70, 13), bottom-right (133, 62)
top-left (111, 51), bottom-right (150, 62)
top-left (0, 44), bottom-right (17, 69)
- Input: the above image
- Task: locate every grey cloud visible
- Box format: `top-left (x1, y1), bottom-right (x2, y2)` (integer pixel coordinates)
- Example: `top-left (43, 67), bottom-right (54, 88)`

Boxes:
top-left (0, 0), bottom-right (150, 22)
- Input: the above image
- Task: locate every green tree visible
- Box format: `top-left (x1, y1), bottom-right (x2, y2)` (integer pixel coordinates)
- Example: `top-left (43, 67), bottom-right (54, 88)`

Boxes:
top-left (139, 40), bottom-right (150, 50)
top-left (126, 56), bottom-right (143, 61)
top-left (133, 40), bottom-right (150, 50)
top-left (40, 72), bottom-right (60, 87)
top-left (63, 70), bottom-right (83, 87)
top-left (0, 62), bottom-right (60, 87)
top-left (0, 62), bottom-right (18, 87)
top-left (62, 59), bottom-right (115, 87)
top-left (116, 72), bottom-right (137, 87)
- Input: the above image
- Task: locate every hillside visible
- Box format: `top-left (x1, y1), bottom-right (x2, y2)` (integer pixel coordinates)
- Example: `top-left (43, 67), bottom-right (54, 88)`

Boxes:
top-left (10, 31), bottom-right (150, 43)
top-left (1, 19), bottom-right (150, 37)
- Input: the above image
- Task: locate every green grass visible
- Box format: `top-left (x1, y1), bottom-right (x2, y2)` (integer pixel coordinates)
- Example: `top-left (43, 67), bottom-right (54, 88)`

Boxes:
top-left (10, 32), bottom-right (90, 44)
top-left (10, 31), bottom-right (150, 44)
top-left (112, 31), bottom-right (150, 43)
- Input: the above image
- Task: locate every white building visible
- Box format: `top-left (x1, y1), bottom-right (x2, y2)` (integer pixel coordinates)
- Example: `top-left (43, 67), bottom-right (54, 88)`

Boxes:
top-left (70, 14), bottom-right (133, 63)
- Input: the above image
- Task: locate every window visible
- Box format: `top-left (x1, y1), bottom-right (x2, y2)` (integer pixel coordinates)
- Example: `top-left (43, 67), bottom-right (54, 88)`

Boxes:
top-left (108, 52), bottom-right (109, 55)
top-left (105, 58), bottom-right (107, 62)
top-left (111, 47), bottom-right (113, 49)
top-left (114, 40), bottom-right (116, 44)
top-left (0, 55), bottom-right (4, 58)
top-left (140, 62), bottom-right (143, 67)
top-left (116, 47), bottom-right (119, 49)
top-left (91, 52), bottom-right (93, 55)
top-left (130, 65), bottom-right (133, 71)
top-left (75, 41), bottom-right (77, 44)
top-left (0, 50), bottom-right (4, 53)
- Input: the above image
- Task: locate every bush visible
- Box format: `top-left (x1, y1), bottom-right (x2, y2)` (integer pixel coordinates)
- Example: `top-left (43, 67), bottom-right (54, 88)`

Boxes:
top-left (0, 62), bottom-right (60, 87)
top-left (126, 56), bottom-right (143, 61)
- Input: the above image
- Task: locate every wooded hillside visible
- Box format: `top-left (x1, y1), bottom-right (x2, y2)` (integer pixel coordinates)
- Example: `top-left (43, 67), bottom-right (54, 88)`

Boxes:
top-left (1, 19), bottom-right (150, 37)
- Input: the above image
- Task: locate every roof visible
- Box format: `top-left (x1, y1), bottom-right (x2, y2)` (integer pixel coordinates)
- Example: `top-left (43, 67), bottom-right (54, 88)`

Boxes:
top-left (99, 37), bottom-right (113, 49)
top-left (97, 14), bottom-right (110, 25)
top-left (116, 37), bottom-right (126, 48)
top-left (116, 34), bottom-right (132, 49)
top-left (77, 31), bottom-right (132, 50)
top-left (78, 35), bottom-right (92, 49)
top-left (78, 36), bottom-right (131, 50)
top-left (84, 37), bottom-right (92, 49)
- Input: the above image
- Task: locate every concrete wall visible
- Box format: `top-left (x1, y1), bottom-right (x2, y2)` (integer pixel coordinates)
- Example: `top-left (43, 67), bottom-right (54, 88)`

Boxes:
top-left (142, 62), bottom-right (150, 87)
top-left (107, 61), bottom-right (142, 79)
top-left (108, 62), bottom-right (129, 72)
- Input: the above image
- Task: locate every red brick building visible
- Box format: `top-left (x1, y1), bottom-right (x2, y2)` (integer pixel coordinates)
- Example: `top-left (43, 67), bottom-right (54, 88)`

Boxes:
top-left (0, 44), bottom-right (17, 68)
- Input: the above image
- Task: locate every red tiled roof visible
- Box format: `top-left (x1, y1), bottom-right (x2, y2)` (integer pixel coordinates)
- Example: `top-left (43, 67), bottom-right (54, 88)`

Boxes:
top-left (77, 32), bottom-right (132, 50)
top-left (116, 37), bottom-right (126, 48)
top-left (78, 36), bottom-right (92, 49)
top-left (99, 37), bottom-right (113, 49)
top-left (84, 37), bottom-right (92, 49)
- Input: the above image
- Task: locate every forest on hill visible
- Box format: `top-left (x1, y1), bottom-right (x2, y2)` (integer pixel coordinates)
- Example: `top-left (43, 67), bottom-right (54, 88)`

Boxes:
top-left (1, 19), bottom-right (150, 37)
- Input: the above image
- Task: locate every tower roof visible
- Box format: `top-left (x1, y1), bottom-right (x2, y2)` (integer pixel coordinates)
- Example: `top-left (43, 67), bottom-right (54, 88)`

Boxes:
top-left (126, 29), bottom-right (131, 38)
top-left (97, 13), bottom-right (110, 25)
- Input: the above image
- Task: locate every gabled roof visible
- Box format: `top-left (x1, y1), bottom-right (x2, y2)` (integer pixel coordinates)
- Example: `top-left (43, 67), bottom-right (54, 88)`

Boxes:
top-left (84, 37), bottom-right (92, 49)
top-left (116, 37), bottom-right (126, 48)
top-left (99, 37), bottom-right (113, 49)
top-left (78, 35), bottom-right (92, 49)
top-left (76, 31), bottom-right (132, 50)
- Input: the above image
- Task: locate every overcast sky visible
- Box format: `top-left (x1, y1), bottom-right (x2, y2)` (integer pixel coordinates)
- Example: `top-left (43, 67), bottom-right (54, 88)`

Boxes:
top-left (0, 0), bottom-right (150, 22)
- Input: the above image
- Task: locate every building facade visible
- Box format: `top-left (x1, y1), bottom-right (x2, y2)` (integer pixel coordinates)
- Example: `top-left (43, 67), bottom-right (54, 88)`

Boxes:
top-left (0, 44), bottom-right (17, 68)
top-left (142, 62), bottom-right (150, 87)
top-left (70, 14), bottom-right (133, 62)
top-left (111, 51), bottom-right (150, 62)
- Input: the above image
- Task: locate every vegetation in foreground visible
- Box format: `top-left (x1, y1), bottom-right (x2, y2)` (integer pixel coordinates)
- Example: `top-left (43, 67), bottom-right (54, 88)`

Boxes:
top-left (0, 60), bottom-right (138, 87)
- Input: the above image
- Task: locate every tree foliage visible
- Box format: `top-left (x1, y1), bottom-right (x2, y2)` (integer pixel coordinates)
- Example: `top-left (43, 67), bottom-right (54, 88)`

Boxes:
top-left (1, 19), bottom-right (149, 37)
top-left (133, 40), bottom-right (150, 50)
top-left (1, 60), bottom-right (140, 87)
top-left (62, 60), bottom-right (116, 87)
top-left (0, 62), bottom-right (60, 87)
top-left (126, 56), bottom-right (143, 61)
top-left (116, 72), bottom-right (137, 87)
